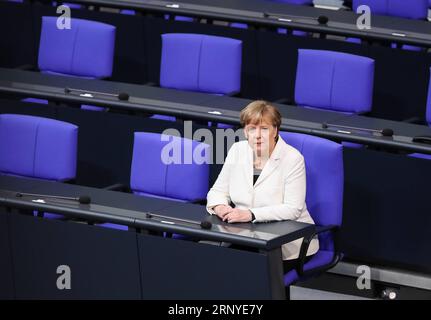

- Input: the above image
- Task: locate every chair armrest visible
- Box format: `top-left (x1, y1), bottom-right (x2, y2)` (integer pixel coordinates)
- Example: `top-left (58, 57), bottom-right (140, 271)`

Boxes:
top-left (15, 64), bottom-right (37, 71)
top-left (190, 198), bottom-right (207, 205)
top-left (296, 224), bottom-right (341, 277)
top-left (274, 97), bottom-right (294, 105)
top-left (103, 183), bottom-right (131, 193)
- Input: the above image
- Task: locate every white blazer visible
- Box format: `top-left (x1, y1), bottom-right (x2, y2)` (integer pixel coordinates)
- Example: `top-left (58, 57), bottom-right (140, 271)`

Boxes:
top-left (207, 136), bottom-right (319, 260)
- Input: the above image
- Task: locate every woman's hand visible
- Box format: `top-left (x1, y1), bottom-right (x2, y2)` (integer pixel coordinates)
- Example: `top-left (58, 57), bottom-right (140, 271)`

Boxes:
top-left (213, 204), bottom-right (233, 219)
top-left (222, 208), bottom-right (253, 223)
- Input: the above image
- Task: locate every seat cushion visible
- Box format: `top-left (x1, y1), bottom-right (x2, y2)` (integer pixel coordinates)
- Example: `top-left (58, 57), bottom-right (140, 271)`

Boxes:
top-left (284, 250), bottom-right (335, 286)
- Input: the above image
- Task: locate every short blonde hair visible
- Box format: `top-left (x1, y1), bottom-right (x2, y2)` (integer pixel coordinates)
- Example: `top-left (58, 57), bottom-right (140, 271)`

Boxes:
top-left (240, 100), bottom-right (281, 130)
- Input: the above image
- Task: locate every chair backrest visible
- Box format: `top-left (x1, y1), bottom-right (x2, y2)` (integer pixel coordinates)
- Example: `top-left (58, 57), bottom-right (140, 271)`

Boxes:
top-left (295, 49), bottom-right (374, 114)
top-left (160, 33), bottom-right (242, 95)
top-left (0, 114), bottom-right (78, 181)
top-left (38, 16), bottom-right (116, 79)
top-left (353, 0), bottom-right (428, 20)
top-left (130, 132), bottom-right (210, 202)
top-left (279, 132), bottom-right (344, 251)
top-left (52, 2), bottom-right (83, 9)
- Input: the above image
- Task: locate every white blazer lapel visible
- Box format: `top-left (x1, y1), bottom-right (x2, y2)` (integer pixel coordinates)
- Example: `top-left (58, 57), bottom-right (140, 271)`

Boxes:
top-left (254, 137), bottom-right (285, 188)
top-left (241, 142), bottom-right (254, 190)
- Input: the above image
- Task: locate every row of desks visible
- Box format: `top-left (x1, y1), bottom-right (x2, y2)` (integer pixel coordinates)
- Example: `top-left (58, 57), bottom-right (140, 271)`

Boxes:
top-left (1, 67), bottom-right (431, 154)
top-left (30, 0), bottom-right (431, 47)
top-left (0, 174), bottom-right (313, 299)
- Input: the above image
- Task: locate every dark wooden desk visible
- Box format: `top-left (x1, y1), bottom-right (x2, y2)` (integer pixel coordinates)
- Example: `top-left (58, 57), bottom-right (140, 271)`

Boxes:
top-left (0, 175), bottom-right (314, 299)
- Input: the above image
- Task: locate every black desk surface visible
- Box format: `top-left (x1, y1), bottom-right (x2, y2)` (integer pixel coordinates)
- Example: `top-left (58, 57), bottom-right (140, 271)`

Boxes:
top-left (0, 174), bottom-right (175, 225)
top-left (2, 67), bottom-right (431, 154)
top-left (0, 175), bottom-right (314, 250)
top-left (38, 0), bottom-right (431, 47)
top-left (312, 114), bottom-right (431, 154)
top-left (0, 68), bottom-right (345, 129)
top-left (0, 67), bottom-right (215, 107)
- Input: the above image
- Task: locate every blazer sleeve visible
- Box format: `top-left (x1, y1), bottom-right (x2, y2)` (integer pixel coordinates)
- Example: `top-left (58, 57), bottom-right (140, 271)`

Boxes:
top-left (206, 143), bottom-right (237, 215)
top-left (251, 154), bottom-right (307, 222)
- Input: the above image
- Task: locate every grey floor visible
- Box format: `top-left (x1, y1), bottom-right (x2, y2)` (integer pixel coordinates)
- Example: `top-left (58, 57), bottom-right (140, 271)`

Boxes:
top-left (290, 286), bottom-right (371, 300)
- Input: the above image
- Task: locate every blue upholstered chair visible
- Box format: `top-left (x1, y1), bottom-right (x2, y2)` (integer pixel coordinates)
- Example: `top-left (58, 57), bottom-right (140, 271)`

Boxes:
top-left (279, 131), bottom-right (344, 295)
top-left (52, 2), bottom-right (84, 9)
top-left (160, 33), bottom-right (242, 95)
top-left (295, 49), bottom-right (374, 114)
top-left (294, 49), bottom-right (374, 148)
top-left (151, 33), bottom-right (242, 122)
top-left (24, 16), bottom-right (116, 111)
top-left (101, 132), bottom-right (210, 230)
top-left (130, 132), bottom-right (210, 201)
top-left (38, 16), bottom-right (115, 79)
top-left (352, 0), bottom-right (387, 15)
top-left (0, 114), bottom-right (78, 181)
top-left (0, 114), bottom-right (78, 219)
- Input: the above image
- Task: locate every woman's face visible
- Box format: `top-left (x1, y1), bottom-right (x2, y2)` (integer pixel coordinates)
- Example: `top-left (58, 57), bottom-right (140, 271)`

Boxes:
top-left (244, 117), bottom-right (278, 156)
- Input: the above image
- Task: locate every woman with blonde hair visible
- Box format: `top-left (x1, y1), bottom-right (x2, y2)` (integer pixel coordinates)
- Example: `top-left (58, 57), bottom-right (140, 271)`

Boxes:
top-left (206, 100), bottom-right (318, 272)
